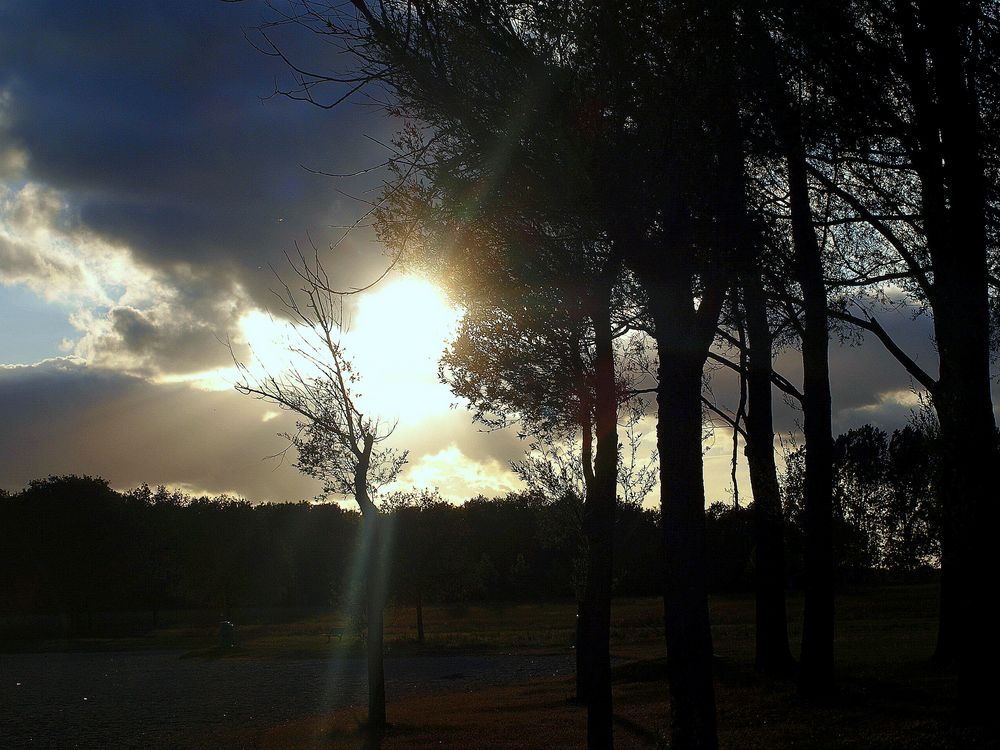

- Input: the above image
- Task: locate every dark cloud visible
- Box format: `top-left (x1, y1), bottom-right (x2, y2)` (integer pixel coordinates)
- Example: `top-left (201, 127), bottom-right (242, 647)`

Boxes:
top-left (0, 358), bottom-right (320, 499)
top-left (0, 0), bottom-right (395, 302)
top-left (84, 303), bottom-right (244, 375)
top-left (706, 302), bottom-right (942, 438)
top-left (110, 306), bottom-right (156, 349)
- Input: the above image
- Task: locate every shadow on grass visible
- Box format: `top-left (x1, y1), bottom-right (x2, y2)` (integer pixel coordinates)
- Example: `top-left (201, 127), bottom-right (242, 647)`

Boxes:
top-left (612, 713), bottom-right (664, 747)
top-left (313, 718), bottom-right (456, 750)
top-left (612, 656), bottom-right (668, 683)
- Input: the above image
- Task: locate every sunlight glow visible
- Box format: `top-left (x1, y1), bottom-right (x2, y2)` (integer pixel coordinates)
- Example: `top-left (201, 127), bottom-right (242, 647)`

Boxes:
top-left (224, 275), bottom-right (462, 422)
top-left (175, 275), bottom-right (482, 496)
top-left (348, 275), bottom-right (459, 366)
top-left (238, 309), bottom-right (302, 374)
top-left (391, 444), bottom-right (522, 500)
top-left (344, 276), bottom-right (462, 423)
top-left (155, 366), bottom-right (242, 392)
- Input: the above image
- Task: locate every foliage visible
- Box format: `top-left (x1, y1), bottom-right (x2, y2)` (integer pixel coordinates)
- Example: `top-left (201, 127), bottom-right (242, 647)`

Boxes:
top-left (231, 250), bottom-right (407, 509)
top-left (780, 421), bottom-right (941, 578)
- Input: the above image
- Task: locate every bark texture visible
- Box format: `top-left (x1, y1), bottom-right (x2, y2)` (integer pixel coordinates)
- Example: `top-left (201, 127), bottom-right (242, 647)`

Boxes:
top-left (580, 282), bottom-right (618, 749)
top-left (787, 138), bottom-right (836, 697)
top-left (743, 275), bottom-right (795, 675)
top-left (649, 272), bottom-right (722, 750)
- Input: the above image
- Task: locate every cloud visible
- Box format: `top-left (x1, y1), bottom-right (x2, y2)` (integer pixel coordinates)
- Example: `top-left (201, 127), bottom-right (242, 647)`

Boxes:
top-left (0, 0), bottom-right (405, 380)
top-left (0, 357), bottom-right (319, 500)
top-left (0, 359), bottom-right (529, 504)
top-left (0, 181), bottom-right (254, 376)
top-left (0, 183), bottom-right (117, 304)
top-left (0, 0), bottom-right (396, 308)
top-left (703, 299), bottom-right (940, 439)
top-left (390, 409), bottom-right (527, 467)
top-left (394, 444), bottom-right (522, 501)
top-left (0, 87), bottom-right (27, 179)
top-left (70, 298), bottom-right (247, 378)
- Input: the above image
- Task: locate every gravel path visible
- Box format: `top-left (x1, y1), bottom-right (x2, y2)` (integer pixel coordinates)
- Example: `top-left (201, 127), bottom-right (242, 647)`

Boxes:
top-left (0, 650), bottom-right (574, 748)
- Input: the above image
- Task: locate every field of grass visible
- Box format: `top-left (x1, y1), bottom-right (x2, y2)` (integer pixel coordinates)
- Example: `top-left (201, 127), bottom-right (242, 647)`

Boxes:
top-left (8, 584), bottom-right (994, 748)
top-left (223, 586), bottom-right (1000, 750)
top-left (195, 584), bottom-right (991, 749)
top-left (2, 597), bottom-right (661, 657)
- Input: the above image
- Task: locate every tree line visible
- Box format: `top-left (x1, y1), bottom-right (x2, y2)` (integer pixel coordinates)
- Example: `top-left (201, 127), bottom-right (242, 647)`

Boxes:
top-left (1, 427), bottom-right (941, 636)
top-left (0, 476), bottom-right (656, 634)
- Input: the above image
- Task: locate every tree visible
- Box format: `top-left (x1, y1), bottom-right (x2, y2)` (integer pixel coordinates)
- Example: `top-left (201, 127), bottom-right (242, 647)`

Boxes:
top-left (443, 272), bottom-right (655, 709)
top-left (364, 16), bottom-right (629, 742)
top-left (738, 5), bottom-right (839, 693)
top-left (829, 424), bottom-right (943, 575)
top-left (746, 2), bottom-right (999, 713)
top-left (232, 250), bottom-right (407, 731)
top-left (832, 426), bottom-right (892, 571)
top-left (511, 402), bottom-right (656, 703)
top-left (697, 224), bottom-right (802, 675)
top-left (742, 274), bottom-right (796, 675)
top-left (884, 424), bottom-right (940, 573)
top-left (6, 476), bottom-right (134, 635)
top-left (782, 420), bottom-right (944, 583)
top-left (828, 4), bottom-right (997, 714)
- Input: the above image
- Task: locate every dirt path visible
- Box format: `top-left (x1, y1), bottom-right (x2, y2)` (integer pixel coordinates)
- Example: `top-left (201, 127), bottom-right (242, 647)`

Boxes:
top-left (0, 650), bottom-right (574, 748)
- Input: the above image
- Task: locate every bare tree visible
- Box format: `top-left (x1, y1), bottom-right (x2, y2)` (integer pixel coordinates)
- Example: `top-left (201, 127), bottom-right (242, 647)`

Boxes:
top-left (232, 249), bottom-right (406, 731)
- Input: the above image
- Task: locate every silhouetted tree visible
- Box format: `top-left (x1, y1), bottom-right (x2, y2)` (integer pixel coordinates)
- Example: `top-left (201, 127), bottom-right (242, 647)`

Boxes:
top-left (361, 12), bottom-right (631, 741)
top-left (232, 251), bottom-right (406, 731)
top-left (511, 404), bottom-right (656, 702)
top-left (742, 275), bottom-right (796, 675)
top-left (782, 421), bottom-right (944, 583)
top-left (833, 426), bottom-right (891, 571)
top-left (884, 424), bottom-right (940, 573)
top-left (738, 5), bottom-right (838, 694)
top-left (12, 476), bottom-right (134, 634)
top-left (770, 1), bottom-right (998, 712)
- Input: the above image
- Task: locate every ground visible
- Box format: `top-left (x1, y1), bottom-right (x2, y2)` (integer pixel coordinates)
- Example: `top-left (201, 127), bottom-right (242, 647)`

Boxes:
top-left (1, 585), bottom-right (995, 748)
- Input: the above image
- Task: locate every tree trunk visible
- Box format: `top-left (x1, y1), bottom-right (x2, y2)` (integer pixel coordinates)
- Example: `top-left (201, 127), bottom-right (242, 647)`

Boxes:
top-left (651, 287), bottom-right (719, 750)
top-left (745, 0), bottom-right (836, 694)
top-left (787, 136), bottom-right (836, 697)
top-left (364, 512), bottom-right (387, 729)
top-left (743, 275), bottom-right (795, 676)
top-left (930, 294), bottom-right (998, 715)
top-left (893, 1), bottom-right (1000, 717)
top-left (931, 331), bottom-right (998, 719)
top-left (576, 383), bottom-right (597, 706)
top-left (580, 284), bottom-right (618, 749)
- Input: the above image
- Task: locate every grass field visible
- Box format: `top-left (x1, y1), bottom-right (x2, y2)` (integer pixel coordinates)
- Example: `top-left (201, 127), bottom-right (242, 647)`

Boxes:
top-left (210, 585), bottom-right (992, 749)
top-left (6, 584), bottom-right (995, 748)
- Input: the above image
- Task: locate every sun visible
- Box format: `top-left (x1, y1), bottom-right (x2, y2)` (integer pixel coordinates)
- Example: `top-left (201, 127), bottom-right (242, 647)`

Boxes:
top-left (350, 276), bottom-right (459, 359)
top-left (342, 275), bottom-right (462, 421)
top-left (159, 276), bottom-right (462, 416)
top-left (171, 276), bottom-right (462, 417)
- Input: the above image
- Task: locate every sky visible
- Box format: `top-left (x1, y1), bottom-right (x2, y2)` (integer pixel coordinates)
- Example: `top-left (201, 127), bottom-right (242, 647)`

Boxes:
top-left (0, 0), bottom-right (961, 505)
